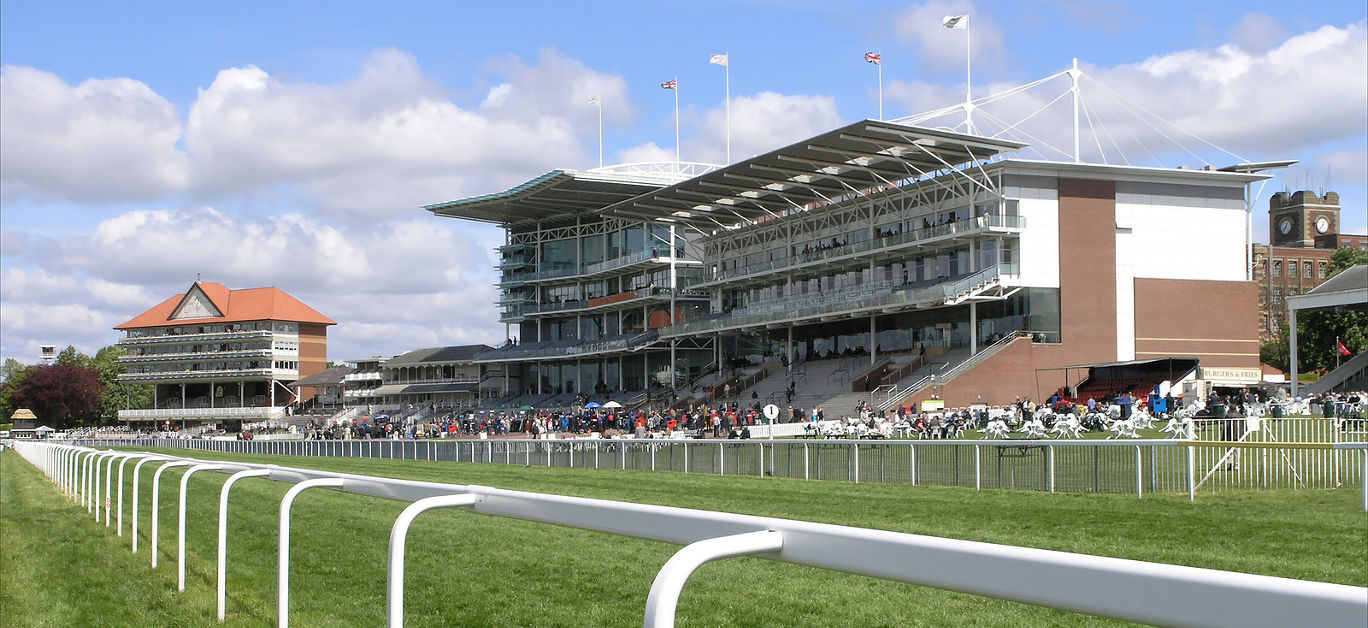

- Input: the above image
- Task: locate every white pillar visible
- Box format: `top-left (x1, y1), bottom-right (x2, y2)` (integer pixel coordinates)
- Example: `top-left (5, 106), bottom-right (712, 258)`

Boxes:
top-left (1289, 307), bottom-right (1299, 398)
top-left (970, 302), bottom-right (978, 355)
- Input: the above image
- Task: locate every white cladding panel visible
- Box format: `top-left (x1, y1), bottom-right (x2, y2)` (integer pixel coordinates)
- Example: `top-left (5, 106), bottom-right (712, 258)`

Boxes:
top-left (1115, 187), bottom-right (1247, 360)
top-left (1115, 191), bottom-right (1247, 282)
top-left (1013, 190), bottom-right (1060, 289)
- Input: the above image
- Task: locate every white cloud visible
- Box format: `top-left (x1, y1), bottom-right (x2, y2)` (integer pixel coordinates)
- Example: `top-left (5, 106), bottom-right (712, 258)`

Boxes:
top-left (0, 65), bottom-right (188, 203)
top-left (617, 92), bottom-right (844, 166)
top-left (183, 49), bottom-right (593, 216)
top-left (892, 2), bottom-right (1004, 74)
top-left (0, 205), bottom-right (507, 364)
top-left (888, 21), bottom-right (1368, 165)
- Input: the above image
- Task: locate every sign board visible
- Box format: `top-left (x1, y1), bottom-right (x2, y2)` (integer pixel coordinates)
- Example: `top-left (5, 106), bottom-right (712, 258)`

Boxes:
top-left (763, 404), bottom-right (779, 421)
top-left (921, 399), bottom-right (945, 411)
top-left (1199, 367), bottom-right (1261, 385)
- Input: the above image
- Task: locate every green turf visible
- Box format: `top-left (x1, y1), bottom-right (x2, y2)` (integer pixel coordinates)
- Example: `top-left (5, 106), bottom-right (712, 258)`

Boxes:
top-left (2, 447), bottom-right (1364, 627)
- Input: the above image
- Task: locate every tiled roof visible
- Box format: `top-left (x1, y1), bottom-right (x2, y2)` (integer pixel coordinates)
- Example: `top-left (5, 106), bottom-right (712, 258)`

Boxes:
top-left (114, 282), bottom-right (336, 330)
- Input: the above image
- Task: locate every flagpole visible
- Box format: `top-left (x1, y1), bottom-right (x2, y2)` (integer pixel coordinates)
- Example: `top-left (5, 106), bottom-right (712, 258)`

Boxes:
top-left (877, 52), bottom-right (883, 121)
top-left (1337, 336), bottom-right (1341, 369)
top-left (596, 96), bottom-right (603, 168)
top-left (724, 57), bottom-right (731, 164)
top-left (674, 75), bottom-right (680, 164)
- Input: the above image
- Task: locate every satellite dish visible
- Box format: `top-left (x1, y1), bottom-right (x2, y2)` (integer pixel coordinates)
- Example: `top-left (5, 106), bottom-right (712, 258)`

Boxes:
top-left (763, 404), bottom-right (780, 420)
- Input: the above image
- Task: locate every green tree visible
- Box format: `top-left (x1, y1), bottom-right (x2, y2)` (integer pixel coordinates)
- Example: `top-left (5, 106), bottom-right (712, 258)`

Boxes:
top-left (1290, 247), bottom-right (1368, 373)
top-left (56, 345), bottom-right (93, 369)
top-left (1327, 246), bottom-right (1368, 276)
top-left (0, 358), bottom-right (36, 420)
top-left (92, 345), bottom-right (153, 423)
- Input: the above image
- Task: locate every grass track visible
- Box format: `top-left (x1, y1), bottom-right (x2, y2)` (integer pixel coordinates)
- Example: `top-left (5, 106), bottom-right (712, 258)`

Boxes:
top-left (2, 448), bottom-right (1364, 627)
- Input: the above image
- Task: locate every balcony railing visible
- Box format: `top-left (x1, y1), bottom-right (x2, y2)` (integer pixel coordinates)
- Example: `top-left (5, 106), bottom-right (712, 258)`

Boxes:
top-left (118, 348), bottom-right (273, 364)
top-left (517, 287), bottom-right (708, 318)
top-left (501, 249), bottom-right (692, 286)
top-left (343, 372), bottom-right (383, 382)
top-left (661, 264), bottom-right (1018, 337)
top-left (118, 367), bottom-right (278, 382)
top-left (117, 405), bottom-right (286, 420)
top-left (118, 329), bottom-right (273, 345)
top-left (700, 215), bottom-right (1025, 287)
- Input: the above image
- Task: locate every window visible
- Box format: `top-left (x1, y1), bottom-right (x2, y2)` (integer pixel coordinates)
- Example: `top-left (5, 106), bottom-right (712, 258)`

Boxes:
top-left (1273, 260), bottom-right (1282, 278)
top-left (1319, 263), bottom-right (1327, 279)
top-left (1303, 261), bottom-right (1313, 279)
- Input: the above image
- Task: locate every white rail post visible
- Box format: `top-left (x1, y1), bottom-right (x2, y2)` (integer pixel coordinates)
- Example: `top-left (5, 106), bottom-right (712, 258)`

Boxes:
top-left (218, 469), bottom-right (271, 622)
top-left (804, 443), bottom-right (809, 481)
top-left (719, 443), bottom-right (724, 476)
top-left (975, 445), bottom-right (981, 491)
top-left (909, 443), bottom-right (917, 486)
top-left (1048, 445), bottom-right (1055, 494)
top-left (1135, 446), bottom-right (1143, 499)
top-left (1187, 443), bottom-right (1196, 502)
top-left (279, 477), bottom-right (345, 628)
top-left (131, 456), bottom-right (167, 553)
top-left (643, 530), bottom-right (784, 628)
top-left (853, 442), bottom-right (859, 483)
top-left (105, 453), bottom-right (122, 526)
top-left (386, 493), bottom-right (476, 627)
top-left (117, 454), bottom-right (143, 537)
top-left (151, 461), bottom-right (191, 568)
top-left (179, 464), bottom-right (225, 591)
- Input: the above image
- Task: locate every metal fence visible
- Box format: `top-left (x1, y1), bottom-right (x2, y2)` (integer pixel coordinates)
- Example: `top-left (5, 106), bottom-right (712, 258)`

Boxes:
top-left (71, 435), bottom-right (1366, 501)
top-left (10, 440), bottom-right (1366, 628)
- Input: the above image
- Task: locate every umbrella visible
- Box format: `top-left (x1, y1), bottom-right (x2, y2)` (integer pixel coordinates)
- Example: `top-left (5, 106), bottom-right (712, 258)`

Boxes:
top-left (373, 414), bottom-right (390, 420)
top-left (602, 401), bottom-right (623, 408)
top-left (520, 405), bottom-right (535, 411)
top-left (585, 402), bottom-right (601, 408)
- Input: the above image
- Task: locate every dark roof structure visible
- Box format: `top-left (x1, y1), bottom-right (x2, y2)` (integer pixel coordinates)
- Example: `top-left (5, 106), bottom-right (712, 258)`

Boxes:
top-left (291, 366), bottom-right (352, 387)
top-left (384, 345), bottom-right (492, 367)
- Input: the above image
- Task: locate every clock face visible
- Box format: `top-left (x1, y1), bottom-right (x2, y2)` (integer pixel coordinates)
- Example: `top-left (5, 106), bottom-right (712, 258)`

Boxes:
top-left (1278, 218), bottom-right (1293, 235)
top-left (1315, 217), bottom-right (1330, 234)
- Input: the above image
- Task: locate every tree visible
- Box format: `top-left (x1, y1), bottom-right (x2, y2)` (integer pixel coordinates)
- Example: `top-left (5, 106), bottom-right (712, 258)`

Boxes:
top-left (93, 345), bottom-right (153, 422)
top-left (9, 364), bottom-right (103, 428)
top-left (56, 344), bottom-right (93, 369)
top-left (1327, 246), bottom-right (1368, 276)
top-left (1289, 247), bottom-right (1368, 373)
top-left (0, 358), bottom-right (35, 421)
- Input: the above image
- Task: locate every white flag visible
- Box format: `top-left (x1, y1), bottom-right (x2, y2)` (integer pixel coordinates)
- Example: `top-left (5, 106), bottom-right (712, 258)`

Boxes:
top-left (943, 14), bottom-right (968, 29)
top-left (587, 96), bottom-right (599, 105)
top-left (709, 53), bottom-right (729, 66)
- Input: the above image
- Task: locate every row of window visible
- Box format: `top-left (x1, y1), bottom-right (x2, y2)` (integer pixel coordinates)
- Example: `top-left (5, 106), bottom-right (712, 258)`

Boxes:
top-left (125, 321), bottom-right (298, 338)
top-left (127, 341), bottom-right (273, 357)
top-left (1265, 259), bottom-right (1326, 280)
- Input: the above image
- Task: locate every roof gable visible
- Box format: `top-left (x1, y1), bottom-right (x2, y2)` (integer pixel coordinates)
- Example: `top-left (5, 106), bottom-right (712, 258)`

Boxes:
top-left (115, 282), bottom-right (336, 329)
top-left (170, 283), bottom-right (226, 320)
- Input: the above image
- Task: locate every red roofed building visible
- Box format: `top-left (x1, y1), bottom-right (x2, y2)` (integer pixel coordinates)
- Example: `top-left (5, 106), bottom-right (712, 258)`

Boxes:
top-left (114, 281), bottom-right (335, 427)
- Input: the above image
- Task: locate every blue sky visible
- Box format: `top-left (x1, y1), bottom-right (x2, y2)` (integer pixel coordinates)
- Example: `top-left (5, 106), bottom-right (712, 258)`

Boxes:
top-left (2, 0), bottom-right (1365, 365)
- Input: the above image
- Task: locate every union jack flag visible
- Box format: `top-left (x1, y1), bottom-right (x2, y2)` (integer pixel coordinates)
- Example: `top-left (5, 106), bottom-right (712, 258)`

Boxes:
top-left (864, 52), bottom-right (881, 65)
top-left (660, 79), bottom-right (677, 89)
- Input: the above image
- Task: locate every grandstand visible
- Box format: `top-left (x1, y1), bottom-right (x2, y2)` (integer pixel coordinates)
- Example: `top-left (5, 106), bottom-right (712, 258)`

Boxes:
top-left (415, 64), bottom-right (1294, 412)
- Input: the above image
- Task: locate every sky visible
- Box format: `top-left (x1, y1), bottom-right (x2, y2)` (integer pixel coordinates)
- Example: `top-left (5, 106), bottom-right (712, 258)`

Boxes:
top-left (1, 0), bottom-right (1365, 366)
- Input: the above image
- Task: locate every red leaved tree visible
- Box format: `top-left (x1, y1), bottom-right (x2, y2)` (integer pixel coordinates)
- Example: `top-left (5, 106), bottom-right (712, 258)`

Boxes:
top-left (10, 364), bottom-right (103, 428)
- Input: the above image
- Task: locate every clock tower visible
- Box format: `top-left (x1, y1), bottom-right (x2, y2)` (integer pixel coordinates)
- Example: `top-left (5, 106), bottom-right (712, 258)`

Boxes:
top-left (1269, 190), bottom-right (1340, 247)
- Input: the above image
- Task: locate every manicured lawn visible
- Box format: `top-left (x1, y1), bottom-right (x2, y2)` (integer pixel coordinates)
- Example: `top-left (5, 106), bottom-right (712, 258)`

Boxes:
top-left (2, 447), bottom-right (1364, 626)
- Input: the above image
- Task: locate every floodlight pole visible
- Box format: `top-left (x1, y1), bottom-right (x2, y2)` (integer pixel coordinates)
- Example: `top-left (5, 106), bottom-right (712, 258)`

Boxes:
top-left (964, 20), bottom-right (972, 133)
